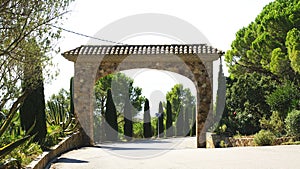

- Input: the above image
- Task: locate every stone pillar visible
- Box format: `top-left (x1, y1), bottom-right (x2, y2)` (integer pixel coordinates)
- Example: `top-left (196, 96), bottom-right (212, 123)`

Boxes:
top-left (74, 55), bottom-right (104, 145)
top-left (196, 54), bottom-right (218, 148)
top-left (199, 61), bottom-right (214, 147)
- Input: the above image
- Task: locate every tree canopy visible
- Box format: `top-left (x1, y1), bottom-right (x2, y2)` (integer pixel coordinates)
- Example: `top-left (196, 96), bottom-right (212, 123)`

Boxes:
top-left (166, 84), bottom-right (195, 136)
top-left (94, 73), bottom-right (145, 117)
top-left (225, 0), bottom-right (300, 82)
top-left (0, 0), bottom-right (73, 114)
top-left (166, 84), bottom-right (196, 121)
top-left (221, 0), bottom-right (300, 136)
top-left (0, 0), bottom-right (74, 163)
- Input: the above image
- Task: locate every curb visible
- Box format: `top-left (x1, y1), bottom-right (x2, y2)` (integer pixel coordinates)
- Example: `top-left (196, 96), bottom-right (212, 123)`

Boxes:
top-left (26, 132), bottom-right (88, 169)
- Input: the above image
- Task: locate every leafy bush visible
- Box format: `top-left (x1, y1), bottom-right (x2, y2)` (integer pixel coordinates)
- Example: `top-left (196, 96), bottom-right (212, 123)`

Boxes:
top-left (254, 130), bottom-right (276, 146)
top-left (285, 110), bottom-right (300, 137)
top-left (133, 122), bottom-right (144, 139)
top-left (234, 109), bottom-right (261, 135)
top-left (214, 124), bottom-right (228, 135)
top-left (151, 118), bottom-right (158, 137)
top-left (260, 111), bottom-right (284, 136)
top-left (224, 73), bottom-right (276, 135)
top-left (219, 140), bottom-right (228, 148)
top-left (44, 125), bottom-right (64, 147)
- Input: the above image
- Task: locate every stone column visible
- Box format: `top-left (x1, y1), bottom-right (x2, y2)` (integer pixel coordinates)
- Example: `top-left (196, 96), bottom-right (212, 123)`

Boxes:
top-left (74, 55), bottom-right (104, 145)
top-left (197, 54), bottom-right (218, 148)
top-left (198, 60), bottom-right (214, 147)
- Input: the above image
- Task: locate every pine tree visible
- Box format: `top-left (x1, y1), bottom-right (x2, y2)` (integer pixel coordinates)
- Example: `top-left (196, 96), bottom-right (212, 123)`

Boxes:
top-left (157, 102), bottom-right (164, 137)
top-left (166, 101), bottom-right (173, 137)
top-left (124, 95), bottom-right (133, 141)
top-left (176, 106), bottom-right (184, 136)
top-left (104, 89), bottom-right (118, 141)
top-left (143, 99), bottom-right (152, 138)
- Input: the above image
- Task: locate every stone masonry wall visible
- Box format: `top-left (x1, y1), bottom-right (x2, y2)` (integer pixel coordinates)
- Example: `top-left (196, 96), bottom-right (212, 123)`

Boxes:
top-left (73, 53), bottom-right (218, 147)
top-left (206, 132), bottom-right (297, 148)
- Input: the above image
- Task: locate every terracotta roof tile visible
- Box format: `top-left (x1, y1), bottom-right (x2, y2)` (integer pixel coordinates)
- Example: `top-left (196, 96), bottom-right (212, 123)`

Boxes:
top-left (63, 44), bottom-right (219, 56)
top-left (62, 44), bottom-right (222, 62)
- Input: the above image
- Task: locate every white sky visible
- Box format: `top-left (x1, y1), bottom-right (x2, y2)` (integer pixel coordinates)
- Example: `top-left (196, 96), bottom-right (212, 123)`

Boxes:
top-left (45, 0), bottom-right (274, 112)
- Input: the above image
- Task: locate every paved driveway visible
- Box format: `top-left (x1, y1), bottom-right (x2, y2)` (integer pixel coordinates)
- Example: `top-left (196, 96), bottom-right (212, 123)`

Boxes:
top-left (48, 137), bottom-right (300, 169)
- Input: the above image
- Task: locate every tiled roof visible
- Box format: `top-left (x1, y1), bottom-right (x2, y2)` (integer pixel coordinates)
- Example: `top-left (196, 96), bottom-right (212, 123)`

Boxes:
top-left (62, 44), bottom-right (220, 57)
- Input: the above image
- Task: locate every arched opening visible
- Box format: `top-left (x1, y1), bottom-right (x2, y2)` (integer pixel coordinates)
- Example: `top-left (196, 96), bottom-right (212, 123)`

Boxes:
top-left (92, 68), bottom-right (198, 147)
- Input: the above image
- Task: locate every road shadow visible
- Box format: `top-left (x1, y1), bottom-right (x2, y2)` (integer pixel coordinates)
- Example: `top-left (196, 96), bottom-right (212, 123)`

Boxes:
top-left (97, 139), bottom-right (172, 145)
top-left (54, 157), bottom-right (88, 164)
top-left (98, 145), bottom-right (173, 151)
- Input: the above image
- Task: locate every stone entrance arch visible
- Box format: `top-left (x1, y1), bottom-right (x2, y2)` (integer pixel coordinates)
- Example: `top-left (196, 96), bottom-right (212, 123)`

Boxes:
top-left (63, 44), bottom-right (221, 148)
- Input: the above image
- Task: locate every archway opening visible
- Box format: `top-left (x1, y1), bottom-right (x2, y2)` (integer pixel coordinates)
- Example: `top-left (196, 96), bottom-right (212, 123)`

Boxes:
top-left (93, 68), bottom-right (198, 148)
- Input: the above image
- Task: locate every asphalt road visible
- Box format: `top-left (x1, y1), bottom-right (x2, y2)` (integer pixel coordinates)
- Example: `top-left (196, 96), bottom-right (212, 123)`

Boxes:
top-left (48, 137), bottom-right (300, 169)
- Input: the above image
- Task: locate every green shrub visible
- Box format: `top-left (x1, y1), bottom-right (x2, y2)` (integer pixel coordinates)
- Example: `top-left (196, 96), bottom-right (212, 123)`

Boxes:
top-left (224, 73), bottom-right (276, 135)
top-left (219, 140), bottom-right (228, 148)
top-left (260, 111), bottom-right (284, 136)
top-left (133, 122), bottom-right (144, 139)
top-left (10, 141), bottom-right (42, 167)
top-left (1, 142), bottom-right (42, 168)
top-left (43, 125), bottom-right (64, 147)
top-left (285, 110), bottom-right (300, 137)
top-left (214, 124), bottom-right (228, 135)
top-left (254, 130), bottom-right (276, 146)
top-left (0, 111), bottom-right (42, 168)
top-left (266, 83), bottom-right (300, 119)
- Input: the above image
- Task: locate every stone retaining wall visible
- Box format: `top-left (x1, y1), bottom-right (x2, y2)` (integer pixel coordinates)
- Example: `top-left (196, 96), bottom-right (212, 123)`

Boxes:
top-left (206, 132), bottom-right (296, 148)
top-left (229, 137), bottom-right (254, 147)
top-left (27, 131), bottom-right (90, 169)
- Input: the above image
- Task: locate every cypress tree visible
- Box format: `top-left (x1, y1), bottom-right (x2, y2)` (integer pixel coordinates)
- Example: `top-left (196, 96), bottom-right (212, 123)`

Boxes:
top-left (104, 89), bottom-right (118, 141)
top-left (124, 96), bottom-right (133, 141)
top-left (166, 101), bottom-right (173, 137)
top-left (70, 77), bottom-right (74, 117)
top-left (143, 99), bottom-right (152, 138)
top-left (157, 102), bottom-right (164, 137)
top-left (176, 106), bottom-right (184, 136)
top-left (20, 64), bottom-right (46, 145)
top-left (184, 106), bottom-right (190, 136)
top-left (191, 106), bottom-right (196, 136)
top-left (20, 82), bottom-right (46, 144)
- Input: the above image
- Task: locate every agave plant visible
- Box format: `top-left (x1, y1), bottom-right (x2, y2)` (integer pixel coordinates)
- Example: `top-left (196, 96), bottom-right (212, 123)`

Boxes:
top-left (46, 101), bottom-right (77, 135)
top-left (0, 89), bottom-right (41, 169)
top-left (0, 109), bottom-right (35, 159)
top-left (46, 88), bottom-right (77, 136)
top-left (0, 135), bottom-right (31, 158)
